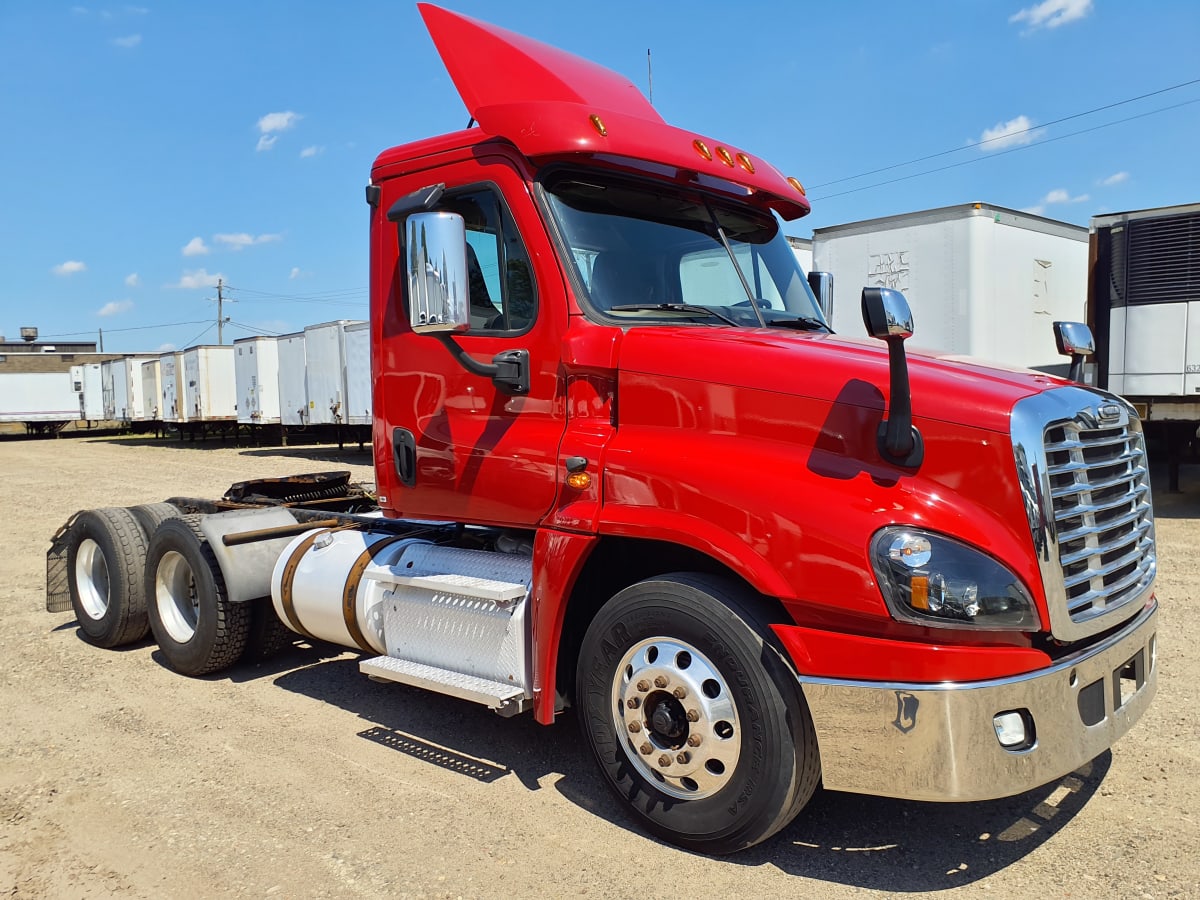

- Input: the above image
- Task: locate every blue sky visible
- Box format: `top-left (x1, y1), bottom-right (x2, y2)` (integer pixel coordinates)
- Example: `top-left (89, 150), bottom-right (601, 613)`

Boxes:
top-left (1, 0), bottom-right (1197, 354)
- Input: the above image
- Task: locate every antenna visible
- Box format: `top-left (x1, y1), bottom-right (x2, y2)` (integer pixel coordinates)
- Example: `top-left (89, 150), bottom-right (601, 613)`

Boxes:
top-left (647, 48), bottom-right (653, 105)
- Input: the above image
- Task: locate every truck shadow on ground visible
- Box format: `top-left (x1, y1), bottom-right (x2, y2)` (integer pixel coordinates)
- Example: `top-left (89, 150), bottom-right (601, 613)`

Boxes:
top-left (262, 641), bottom-right (1107, 887)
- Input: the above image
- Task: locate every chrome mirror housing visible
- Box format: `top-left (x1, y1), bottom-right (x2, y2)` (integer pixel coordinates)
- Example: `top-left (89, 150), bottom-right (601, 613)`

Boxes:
top-left (406, 211), bottom-right (470, 334)
top-left (862, 287), bottom-right (914, 340)
top-left (1053, 321), bottom-right (1095, 358)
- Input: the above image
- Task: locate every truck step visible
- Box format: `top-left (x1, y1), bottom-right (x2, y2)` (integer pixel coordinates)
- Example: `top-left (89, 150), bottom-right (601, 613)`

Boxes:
top-left (360, 655), bottom-right (526, 713)
top-left (363, 569), bottom-right (527, 606)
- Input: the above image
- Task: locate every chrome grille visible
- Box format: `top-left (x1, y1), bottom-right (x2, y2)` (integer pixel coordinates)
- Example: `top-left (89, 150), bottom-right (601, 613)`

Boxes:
top-left (1044, 420), bottom-right (1154, 621)
top-left (1012, 387), bottom-right (1157, 643)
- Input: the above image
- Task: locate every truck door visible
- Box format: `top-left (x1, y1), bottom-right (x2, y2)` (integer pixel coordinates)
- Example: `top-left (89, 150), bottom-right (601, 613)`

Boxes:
top-left (376, 156), bottom-right (568, 528)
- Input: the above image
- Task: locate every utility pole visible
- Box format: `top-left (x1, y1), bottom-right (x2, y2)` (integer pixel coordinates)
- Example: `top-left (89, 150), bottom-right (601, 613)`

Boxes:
top-left (98, 328), bottom-right (103, 351)
top-left (217, 278), bottom-right (226, 344)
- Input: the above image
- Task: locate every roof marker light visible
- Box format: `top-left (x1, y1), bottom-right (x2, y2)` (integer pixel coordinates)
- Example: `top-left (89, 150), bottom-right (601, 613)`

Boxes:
top-left (787, 176), bottom-right (806, 195)
top-left (736, 153), bottom-right (755, 174)
top-left (692, 139), bottom-right (712, 162)
top-left (589, 114), bottom-right (608, 137)
top-left (716, 146), bottom-right (735, 167)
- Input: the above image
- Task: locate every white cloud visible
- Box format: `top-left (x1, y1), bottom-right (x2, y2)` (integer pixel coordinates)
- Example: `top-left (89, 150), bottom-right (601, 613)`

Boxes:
top-left (214, 232), bottom-right (281, 251)
top-left (1101, 171), bottom-right (1130, 186)
top-left (182, 236), bottom-right (209, 256)
top-left (112, 34), bottom-right (141, 48)
top-left (156, 342), bottom-right (176, 352)
top-left (256, 111), bottom-right (301, 151)
top-left (1042, 188), bottom-right (1090, 205)
top-left (171, 269), bottom-right (222, 289)
top-left (975, 115), bottom-right (1042, 151)
top-left (1022, 205), bottom-right (1047, 216)
top-left (299, 145), bottom-right (324, 159)
top-left (53, 260), bottom-right (87, 276)
top-left (97, 299), bottom-right (134, 317)
top-left (1010, 0), bottom-right (1093, 31)
top-left (125, 272), bottom-right (140, 287)
top-left (289, 267), bottom-right (302, 280)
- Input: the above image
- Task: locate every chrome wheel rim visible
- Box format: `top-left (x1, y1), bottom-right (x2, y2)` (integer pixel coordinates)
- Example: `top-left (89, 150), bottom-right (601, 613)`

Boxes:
top-left (155, 550), bottom-right (199, 643)
top-left (611, 637), bottom-right (741, 800)
top-left (74, 538), bottom-right (110, 621)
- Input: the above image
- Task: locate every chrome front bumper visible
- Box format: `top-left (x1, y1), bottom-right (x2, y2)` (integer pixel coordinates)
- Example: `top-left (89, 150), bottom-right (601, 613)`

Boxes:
top-left (799, 601), bottom-right (1158, 802)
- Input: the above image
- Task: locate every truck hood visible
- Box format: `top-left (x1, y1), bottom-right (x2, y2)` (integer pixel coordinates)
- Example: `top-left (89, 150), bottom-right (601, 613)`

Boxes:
top-left (617, 327), bottom-right (1063, 434)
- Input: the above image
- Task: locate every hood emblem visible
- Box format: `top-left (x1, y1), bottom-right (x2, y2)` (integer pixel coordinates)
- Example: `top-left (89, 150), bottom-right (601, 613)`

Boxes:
top-left (1098, 403), bottom-right (1123, 421)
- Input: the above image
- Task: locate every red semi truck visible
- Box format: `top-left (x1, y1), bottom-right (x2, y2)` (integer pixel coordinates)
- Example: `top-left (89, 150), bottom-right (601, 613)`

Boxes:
top-left (48, 5), bottom-right (1158, 854)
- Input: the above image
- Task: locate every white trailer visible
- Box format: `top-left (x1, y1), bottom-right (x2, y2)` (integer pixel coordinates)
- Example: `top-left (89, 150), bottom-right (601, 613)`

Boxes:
top-left (101, 360), bottom-right (119, 421)
top-left (787, 235), bottom-right (813, 273)
top-left (304, 320), bottom-right (364, 426)
top-left (235, 336), bottom-right (282, 425)
top-left (343, 321), bottom-right (372, 426)
top-left (812, 203), bottom-right (1088, 373)
top-left (0, 372), bottom-right (80, 424)
top-left (183, 345), bottom-right (237, 421)
top-left (160, 352), bottom-right (186, 423)
top-left (75, 362), bottom-right (104, 421)
top-left (140, 358), bottom-right (162, 421)
top-left (276, 332), bottom-right (308, 427)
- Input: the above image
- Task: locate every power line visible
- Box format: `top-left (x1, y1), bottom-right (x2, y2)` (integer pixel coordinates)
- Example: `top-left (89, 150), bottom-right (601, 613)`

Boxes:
top-left (810, 96), bottom-right (1200, 202)
top-left (226, 320), bottom-right (282, 337)
top-left (178, 322), bottom-right (216, 349)
top-left (810, 76), bottom-right (1200, 191)
top-left (38, 319), bottom-right (211, 340)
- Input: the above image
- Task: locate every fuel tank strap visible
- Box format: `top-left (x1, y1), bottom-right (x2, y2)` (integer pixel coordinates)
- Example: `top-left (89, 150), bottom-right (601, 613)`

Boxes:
top-left (341, 534), bottom-right (411, 653)
top-left (278, 530), bottom-right (330, 640)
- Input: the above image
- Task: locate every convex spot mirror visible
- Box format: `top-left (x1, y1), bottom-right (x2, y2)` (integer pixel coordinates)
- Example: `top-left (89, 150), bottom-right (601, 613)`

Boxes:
top-left (406, 211), bottom-right (470, 334)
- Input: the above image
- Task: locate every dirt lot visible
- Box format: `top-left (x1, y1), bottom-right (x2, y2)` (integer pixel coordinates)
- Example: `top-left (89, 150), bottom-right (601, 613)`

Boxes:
top-left (1, 435), bottom-right (1197, 899)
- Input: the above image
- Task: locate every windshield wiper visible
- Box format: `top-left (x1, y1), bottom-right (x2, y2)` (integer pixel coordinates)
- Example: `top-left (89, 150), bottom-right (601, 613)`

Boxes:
top-left (766, 316), bottom-right (830, 332)
top-left (610, 303), bottom-right (741, 327)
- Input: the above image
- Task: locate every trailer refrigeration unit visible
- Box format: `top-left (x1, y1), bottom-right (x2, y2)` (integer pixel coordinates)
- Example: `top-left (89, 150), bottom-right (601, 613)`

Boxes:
top-left (47, 5), bottom-right (1159, 856)
top-left (813, 204), bottom-right (1089, 374)
top-left (1088, 202), bottom-right (1200, 491)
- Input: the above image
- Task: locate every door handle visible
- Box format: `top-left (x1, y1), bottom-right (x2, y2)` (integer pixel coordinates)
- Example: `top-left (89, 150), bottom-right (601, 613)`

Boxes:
top-left (392, 427), bottom-right (417, 487)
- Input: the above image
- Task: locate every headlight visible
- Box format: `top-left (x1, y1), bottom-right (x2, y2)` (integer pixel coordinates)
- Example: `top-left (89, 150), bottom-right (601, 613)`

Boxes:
top-left (870, 527), bottom-right (1040, 631)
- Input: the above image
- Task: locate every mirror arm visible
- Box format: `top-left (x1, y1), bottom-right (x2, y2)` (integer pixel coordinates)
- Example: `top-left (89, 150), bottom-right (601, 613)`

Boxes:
top-left (434, 334), bottom-right (530, 396)
top-left (879, 338), bottom-right (924, 467)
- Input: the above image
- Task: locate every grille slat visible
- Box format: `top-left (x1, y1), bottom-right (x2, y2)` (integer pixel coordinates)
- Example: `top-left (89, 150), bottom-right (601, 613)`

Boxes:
top-left (1043, 414), bottom-right (1155, 625)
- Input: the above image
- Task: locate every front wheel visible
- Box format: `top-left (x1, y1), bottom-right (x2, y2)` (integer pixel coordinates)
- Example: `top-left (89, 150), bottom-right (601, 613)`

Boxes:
top-left (576, 573), bottom-right (820, 854)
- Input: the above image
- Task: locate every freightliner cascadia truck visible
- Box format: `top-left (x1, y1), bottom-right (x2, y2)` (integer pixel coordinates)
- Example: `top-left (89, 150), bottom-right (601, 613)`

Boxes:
top-left (47, 4), bottom-right (1158, 854)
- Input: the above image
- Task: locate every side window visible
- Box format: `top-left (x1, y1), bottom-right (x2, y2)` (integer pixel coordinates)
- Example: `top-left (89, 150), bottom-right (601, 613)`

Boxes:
top-left (439, 188), bottom-right (536, 333)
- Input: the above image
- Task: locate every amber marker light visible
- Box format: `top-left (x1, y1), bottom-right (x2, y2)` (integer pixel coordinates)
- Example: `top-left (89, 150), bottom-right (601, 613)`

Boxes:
top-left (910, 575), bottom-right (930, 610)
top-left (736, 153), bottom-right (755, 174)
top-left (716, 146), bottom-right (735, 167)
top-left (589, 114), bottom-right (608, 137)
top-left (787, 176), bottom-right (806, 195)
top-left (567, 471), bottom-right (592, 490)
top-left (692, 139), bottom-right (712, 161)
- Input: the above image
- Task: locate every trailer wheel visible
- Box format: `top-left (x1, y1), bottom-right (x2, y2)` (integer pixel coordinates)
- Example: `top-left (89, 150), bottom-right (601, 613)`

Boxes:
top-left (129, 502), bottom-right (181, 536)
top-left (575, 573), bottom-right (821, 854)
top-left (145, 515), bottom-right (249, 676)
top-left (67, 507), bottom-right (151, 647)
top-left (241, 598), bottom-right (295, 664)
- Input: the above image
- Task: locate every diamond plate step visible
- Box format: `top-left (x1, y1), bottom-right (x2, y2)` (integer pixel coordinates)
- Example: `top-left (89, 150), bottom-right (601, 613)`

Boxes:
top-left (362, 570), bottom-right (527, 606)
top-left (360, 655), bottom-right (526, 711)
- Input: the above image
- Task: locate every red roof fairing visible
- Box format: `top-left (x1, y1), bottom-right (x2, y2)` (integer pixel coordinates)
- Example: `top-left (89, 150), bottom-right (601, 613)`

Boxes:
top-left (416, 4), bottom-right (810, 220)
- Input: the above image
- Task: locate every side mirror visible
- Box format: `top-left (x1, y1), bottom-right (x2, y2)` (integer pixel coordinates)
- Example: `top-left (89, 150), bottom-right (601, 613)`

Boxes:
top-left (405, 211), bottom-right (470, 334)
top-left (862, 287), bottom-right (923, 468)
top-left (808, 270), bottom-right (834, 321)
top-left (1053, 320), bottom-right (1094, 384)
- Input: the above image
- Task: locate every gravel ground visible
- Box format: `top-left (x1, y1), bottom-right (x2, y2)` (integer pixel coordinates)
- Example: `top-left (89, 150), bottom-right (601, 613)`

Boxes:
top-left (1, 434), bottom-right (1197, 899)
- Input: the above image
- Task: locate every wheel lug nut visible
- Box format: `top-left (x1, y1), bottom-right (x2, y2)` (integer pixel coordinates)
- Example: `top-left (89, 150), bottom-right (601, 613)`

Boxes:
top-left (626, 697), bottom-right (640, 709)
top-left (676, 752), bottom-right (690, 764)
top-left (673, 686), bottom-right (687, 699)
top-left (640, 743), bottom-right (653, 755)
top-left (654, 675), bottom-right (668, 688)
top-left (628, 721), bottom-right (641, 733)
top-left (686, 709), bottom-right (699, 722)
top-left (658, 754), bottom-right (672, 768)
top-left (636, 680), bottom-right (649, 692)
top-left (687, 734), bottom-right (702, 747)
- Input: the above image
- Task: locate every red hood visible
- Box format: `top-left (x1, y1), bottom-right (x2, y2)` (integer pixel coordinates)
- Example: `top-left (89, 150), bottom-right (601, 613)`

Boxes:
top-left (416, 4), bottom-right (810, 220)
top-left (617, 327), bottom-right (1061, 434)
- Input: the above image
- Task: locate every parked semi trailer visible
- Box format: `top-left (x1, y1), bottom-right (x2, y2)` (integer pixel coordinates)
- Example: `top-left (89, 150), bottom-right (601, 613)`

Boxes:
top-left (48, 4), bottom-right (1158, 854)
top-left (0, 371), bottom-right (79, 433)
top-left (1088, 202), bottom-right (1200, 490)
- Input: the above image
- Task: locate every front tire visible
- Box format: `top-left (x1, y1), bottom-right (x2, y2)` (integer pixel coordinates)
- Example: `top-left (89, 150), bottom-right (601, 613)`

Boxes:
top-left (576, 573), bottom-right (820, 854)
top-left (145, 515), bottom-right (249, 676)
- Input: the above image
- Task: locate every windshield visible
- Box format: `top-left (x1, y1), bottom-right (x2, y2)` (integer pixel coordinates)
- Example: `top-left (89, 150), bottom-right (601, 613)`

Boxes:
top-left (543, 172), bottom-right (826, 328)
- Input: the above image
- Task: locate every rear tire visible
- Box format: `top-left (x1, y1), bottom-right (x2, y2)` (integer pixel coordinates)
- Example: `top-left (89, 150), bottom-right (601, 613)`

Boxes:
top-left (576, 573), bottom-right (820, 854)
top-left (67, 507), bottom-right (151, 647)
top-left (145, 515), bottom-right (249, 676)
top-left (129, 502), bottom-right (181, 536)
